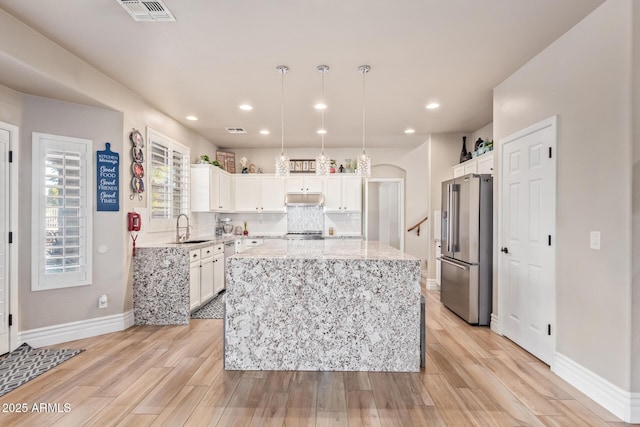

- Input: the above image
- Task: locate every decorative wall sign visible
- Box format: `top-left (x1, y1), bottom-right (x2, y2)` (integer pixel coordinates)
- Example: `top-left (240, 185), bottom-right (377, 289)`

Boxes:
top-left (129, 128), bottom-right (145, 200)
top-left (96, 142), bottom-right (120, 211)
top-left (289, 159), bottom-right (316, 173)
top-left (216, 151), bottom-right (236, 173)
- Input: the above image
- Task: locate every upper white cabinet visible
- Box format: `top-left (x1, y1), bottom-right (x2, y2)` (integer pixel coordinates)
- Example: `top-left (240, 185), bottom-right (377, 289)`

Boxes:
top-left (234, 175), bottom-right (285, 212)
top-left (190, 164), bottom-right (232, 212)
top-left (324, 176), bottom-right (362, 212)
top-left (287, 175), bottom-right (324, 193)
top-left (452, 152), bottom-right (494, 178)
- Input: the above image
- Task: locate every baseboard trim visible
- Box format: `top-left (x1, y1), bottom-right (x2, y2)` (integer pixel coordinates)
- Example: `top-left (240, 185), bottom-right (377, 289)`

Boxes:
top-left (19, 311), bottom-right (135, 348)
top-left (552, 352), bottom-right (638, 423)
top-left (426, 278), bottom-right (440, 291)
top-left (490, 313), bottom-right (501, 335)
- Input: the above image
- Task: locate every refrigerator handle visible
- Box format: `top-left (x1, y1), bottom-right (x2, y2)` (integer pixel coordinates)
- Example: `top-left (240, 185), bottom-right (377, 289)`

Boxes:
top-left (451, 184), bottom-right (459, 252)
top-left (438, 257), bottom-right (470, 270)
top-left (446, 184), bottom-right (453, 253)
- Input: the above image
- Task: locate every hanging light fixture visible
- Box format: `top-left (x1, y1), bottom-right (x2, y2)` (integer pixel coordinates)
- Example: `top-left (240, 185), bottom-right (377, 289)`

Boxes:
top-left (274, 65), bottom-right (290, 177)
top-left (315, 65), bottom-right (331, 176)
top-left (356, 65), bottom-right (371, 178)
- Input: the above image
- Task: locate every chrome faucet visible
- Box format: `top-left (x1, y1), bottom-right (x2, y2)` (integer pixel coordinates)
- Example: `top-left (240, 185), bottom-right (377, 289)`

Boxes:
top-left (176, 213), bottom-right (191, 242)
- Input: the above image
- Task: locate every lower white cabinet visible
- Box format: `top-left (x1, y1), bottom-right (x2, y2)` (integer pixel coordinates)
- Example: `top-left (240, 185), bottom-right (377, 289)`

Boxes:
top-left (189, 248), bottom-right (201, 311)
top-left (190, 244), bottom-right (225, 312)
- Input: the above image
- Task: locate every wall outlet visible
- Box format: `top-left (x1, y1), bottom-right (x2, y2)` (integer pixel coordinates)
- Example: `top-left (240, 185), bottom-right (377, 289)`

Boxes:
top-left (98, 294), bottom-right (108, 309)
top-left (590, 231), bottom-right (601, 250)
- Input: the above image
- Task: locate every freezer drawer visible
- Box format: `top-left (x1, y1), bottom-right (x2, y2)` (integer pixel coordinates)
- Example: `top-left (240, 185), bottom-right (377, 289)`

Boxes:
top-left (440, 257), bottom-right (480, 324)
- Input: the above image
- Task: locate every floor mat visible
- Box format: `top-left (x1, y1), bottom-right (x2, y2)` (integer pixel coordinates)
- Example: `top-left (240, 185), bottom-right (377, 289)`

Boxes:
top-left (191, 291), bottom-right (225, 319)
top-left (0, 343), bottom-right (83, 397)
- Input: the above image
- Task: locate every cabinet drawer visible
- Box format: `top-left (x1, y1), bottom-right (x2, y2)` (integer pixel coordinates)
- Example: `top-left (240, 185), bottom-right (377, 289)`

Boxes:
top-left (201, 245), bottom-right (215, 259)
top-left (213, 244), bottom-right (224, 255)
top-left (189, 248), bottom-right (201, 264)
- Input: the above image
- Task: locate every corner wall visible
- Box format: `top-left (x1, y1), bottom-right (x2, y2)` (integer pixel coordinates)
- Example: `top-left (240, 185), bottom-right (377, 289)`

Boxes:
top-left (494, 0), bottom-right (633, 393)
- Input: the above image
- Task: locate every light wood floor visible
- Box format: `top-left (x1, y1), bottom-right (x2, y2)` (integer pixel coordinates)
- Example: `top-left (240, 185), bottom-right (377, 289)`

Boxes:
top-left (0, 290), bottom-right (631, 426)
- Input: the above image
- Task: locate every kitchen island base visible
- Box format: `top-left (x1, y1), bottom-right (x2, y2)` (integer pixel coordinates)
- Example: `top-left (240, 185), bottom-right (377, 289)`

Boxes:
top-left (224, 240), bottom-right (421, 372)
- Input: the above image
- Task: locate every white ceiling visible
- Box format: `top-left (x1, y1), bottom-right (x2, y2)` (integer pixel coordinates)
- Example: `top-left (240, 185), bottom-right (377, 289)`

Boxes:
top-left (0, 0), bottom-right (604, 149)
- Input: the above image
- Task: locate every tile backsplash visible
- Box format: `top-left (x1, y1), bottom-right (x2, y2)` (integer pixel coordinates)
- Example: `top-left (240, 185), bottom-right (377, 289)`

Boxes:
top-left (287, 206), bottom-right (324, 233)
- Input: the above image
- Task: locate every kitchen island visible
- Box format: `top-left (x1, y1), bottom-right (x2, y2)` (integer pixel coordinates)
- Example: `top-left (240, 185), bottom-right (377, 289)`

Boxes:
top-left (225, 239), bottom-right (421, 372)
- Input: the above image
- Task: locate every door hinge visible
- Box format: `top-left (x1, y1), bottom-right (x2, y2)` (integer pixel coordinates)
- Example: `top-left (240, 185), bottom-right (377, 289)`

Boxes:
top-left (548, 235), bottom-right (551, 246)
top-left (548, 147), bottom-right (552, 158)
top-left (8, 314), bottom-right (12, 327)
top-left (547, 324), bottom-right (551, 335)
top-left (8, 232), bottom-right (12, 244)
top-left (8, 150), bottom-right (13, 163)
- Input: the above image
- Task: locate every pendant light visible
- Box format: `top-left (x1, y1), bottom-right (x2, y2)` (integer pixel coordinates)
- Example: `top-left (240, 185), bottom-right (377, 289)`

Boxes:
top-left (356, 65), bottom-right (371, 178)
top-left (315, 65), bottom-right (331, 176)
top-left (274, 65), bottom-right (290, 177)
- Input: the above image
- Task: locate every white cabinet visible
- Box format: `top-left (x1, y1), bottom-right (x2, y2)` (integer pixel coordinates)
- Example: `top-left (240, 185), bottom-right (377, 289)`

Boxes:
top-left (325, 176), bottom-right (362, 212)
top-left (189, 248), bottom-right (201, 311)
top-left (190, 164), bottom-right (232, 212)
top-left (287, 175), bottom-right (324, 193)
top-left (452, 152), bottom-right (494, 178)
top-left (234, 175), bottom-right (285, 212)
top-left (200, 245), bottom-right (215, 304)
top-left (477, 153), bottom-right (494, 175)
top-left (213, 253), bottom-right (225, 294)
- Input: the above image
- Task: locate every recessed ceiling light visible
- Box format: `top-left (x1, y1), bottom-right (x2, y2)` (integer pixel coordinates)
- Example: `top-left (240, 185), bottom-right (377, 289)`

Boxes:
top-left (426, 102), bottom-right (440, 110)
top-left (317, 129), bottom-right (327, 135)
top-left (404, 128), bottom-right (415, 134)
top-left (314, 103), bottom-right (327, 110)
top-left (259, 129), bottom-right (270, 135)
top-left (186, 115), bottom-right (198, 121)
top-left (239, 104), bottom-right (253, 111)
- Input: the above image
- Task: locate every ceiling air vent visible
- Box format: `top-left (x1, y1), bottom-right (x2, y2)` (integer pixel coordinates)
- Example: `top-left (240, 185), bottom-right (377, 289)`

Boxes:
top-left (225, 127), bottom-right (247, 134)
top-left (118, 0), bottom-right (176, 22)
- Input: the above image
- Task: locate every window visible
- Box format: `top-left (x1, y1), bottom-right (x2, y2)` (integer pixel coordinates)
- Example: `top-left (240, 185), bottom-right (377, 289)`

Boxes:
top-left (148, 128), bottom-right (189, 229)
top-left (32, 133), bottom-right (92, 290)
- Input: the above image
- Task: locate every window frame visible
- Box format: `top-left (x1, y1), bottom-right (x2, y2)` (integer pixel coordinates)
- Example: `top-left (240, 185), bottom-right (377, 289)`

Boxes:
top-left (31, 132), bottom-right (93, 291)
top-left (146, 127), bottom-right (190, 232)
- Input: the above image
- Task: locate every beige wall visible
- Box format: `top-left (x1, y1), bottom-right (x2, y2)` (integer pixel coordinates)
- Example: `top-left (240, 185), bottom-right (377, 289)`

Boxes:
top-left (231, 145), bottom-right (430, 263)
top-left (631, 0), bottom-right (640, 392)
top-left (0, 8), bottom-right (220, 330)
top-left (494, 0), bottom-right (633, 390)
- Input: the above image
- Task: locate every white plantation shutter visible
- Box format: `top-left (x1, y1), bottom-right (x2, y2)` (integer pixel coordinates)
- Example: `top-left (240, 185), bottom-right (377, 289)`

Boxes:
top-left (148, 128), bottom-right (189, 226)
top-left (32, 133), bottom-right (92, 290)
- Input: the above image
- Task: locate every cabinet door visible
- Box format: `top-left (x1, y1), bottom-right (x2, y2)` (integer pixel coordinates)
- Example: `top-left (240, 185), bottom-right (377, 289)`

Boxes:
top-left (213, 253), bottom-right (225, 294)
top-left (463, 161), bottom-right (477, 175)
top-left (342, 176), bottom-right (363, 212)
top-left (218, 171), bottom-right (231, 210)
top-left (453, 165), bottom-right (465, 178)
top-left (200, 257), bottom-right (214, 303)
top-left (234, 177), bottom-right (259, 212)
top-left (286, 177), bottom-right (304, 193)
top-left (477, 153), bottom-right (494, 175)
top-left (305, 176), bottom-right (324, 193)
top-left (189, 263), bottom-right (201, 311)
top-left (261, 177), bottom-right (285, 212)
top-left (190, 166), bottom-right (212, 212)
top-left (324, 177), bottom-right (343, 212)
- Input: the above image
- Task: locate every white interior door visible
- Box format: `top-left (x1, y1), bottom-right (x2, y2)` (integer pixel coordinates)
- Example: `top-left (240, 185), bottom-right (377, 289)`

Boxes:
top-left (499, 116), bottom-right (556, 365)
top-left (0, 128), bottom-right (10, 355)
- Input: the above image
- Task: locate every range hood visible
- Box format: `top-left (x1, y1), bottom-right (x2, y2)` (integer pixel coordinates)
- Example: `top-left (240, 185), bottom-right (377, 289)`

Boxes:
top-left (284, 193), bottom-right (324, 206)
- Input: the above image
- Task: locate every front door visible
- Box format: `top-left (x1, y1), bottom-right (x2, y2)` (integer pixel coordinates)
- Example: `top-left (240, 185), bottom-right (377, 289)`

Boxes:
top-left (499, 116), bottom-right (556, 365)
top-left (0, 126), bottom-right (10, 355)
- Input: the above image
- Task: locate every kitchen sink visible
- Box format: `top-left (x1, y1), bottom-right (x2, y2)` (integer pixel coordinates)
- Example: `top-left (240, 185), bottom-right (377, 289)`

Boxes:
top-left (177, 239), bottom-right (209, 244)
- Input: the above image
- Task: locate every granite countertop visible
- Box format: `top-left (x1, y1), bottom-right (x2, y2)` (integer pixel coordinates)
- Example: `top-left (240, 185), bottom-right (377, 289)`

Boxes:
top-left (231, 239), bottom-right (417, 260)
top-left (137, 236), bottom-right (236, 249)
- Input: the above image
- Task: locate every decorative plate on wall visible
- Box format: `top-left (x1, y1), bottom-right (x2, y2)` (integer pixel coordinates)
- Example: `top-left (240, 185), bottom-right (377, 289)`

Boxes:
top-left (130, 129), bottom-right (144, 147)
top-left (132, 162), bottom-right (144, 178)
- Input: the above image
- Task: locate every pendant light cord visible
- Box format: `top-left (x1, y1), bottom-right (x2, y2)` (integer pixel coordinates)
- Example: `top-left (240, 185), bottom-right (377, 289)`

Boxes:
top-left (361, 66), bottom-right (368, 155)
top-left (321, 70), bottom-right (326, 155)
top-left (280, 69), bottom-right (285, 156)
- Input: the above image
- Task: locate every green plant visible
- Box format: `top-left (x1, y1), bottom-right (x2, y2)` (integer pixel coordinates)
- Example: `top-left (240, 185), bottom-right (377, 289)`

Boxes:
top-left (200, 155), bottom-right (224, 169)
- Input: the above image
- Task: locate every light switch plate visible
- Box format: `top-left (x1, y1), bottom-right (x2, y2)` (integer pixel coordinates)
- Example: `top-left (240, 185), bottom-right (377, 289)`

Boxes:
top-left (590, 231), bottom-right (601, 250)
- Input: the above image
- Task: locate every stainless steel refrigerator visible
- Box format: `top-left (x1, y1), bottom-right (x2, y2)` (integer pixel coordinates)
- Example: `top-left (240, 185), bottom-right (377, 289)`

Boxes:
top-left (440, 173), bottom-right (493, 325)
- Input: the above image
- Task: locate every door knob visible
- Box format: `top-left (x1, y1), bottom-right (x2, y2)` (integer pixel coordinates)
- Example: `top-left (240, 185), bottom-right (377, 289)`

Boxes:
top-left (500, 247), bottom-right (509, 254)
